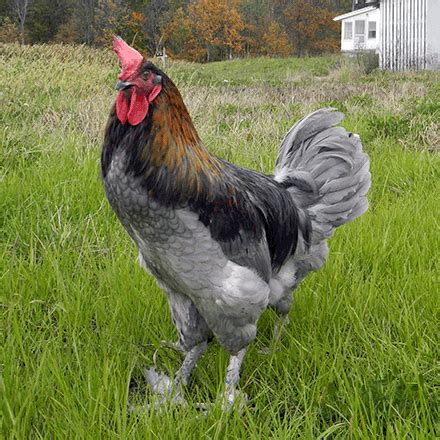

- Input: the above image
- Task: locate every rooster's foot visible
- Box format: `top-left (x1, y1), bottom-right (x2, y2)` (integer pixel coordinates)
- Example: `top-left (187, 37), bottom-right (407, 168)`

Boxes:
top-left (142, 367), bottom-right (186, 405)
top-left (192, 389), bottom-right (248, 415)
top-left (128, 368), bottom-right (185, 414)
top-left (222, 387), bottom-right (248, 411)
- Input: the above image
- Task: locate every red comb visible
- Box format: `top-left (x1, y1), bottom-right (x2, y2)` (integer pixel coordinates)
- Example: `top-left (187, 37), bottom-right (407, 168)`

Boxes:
top-left (113, 36), bottom-right (143, 80)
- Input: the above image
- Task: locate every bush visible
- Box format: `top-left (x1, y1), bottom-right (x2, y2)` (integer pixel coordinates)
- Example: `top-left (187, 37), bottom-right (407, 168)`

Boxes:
top-left (356, 51), bottom-right (379, 74)
top-left (0, 17), bottom-right (20, 43)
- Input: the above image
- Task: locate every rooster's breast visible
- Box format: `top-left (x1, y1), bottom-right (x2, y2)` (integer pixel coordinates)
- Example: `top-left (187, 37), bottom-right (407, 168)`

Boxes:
top-left (102, 150), bottom-right (228, 293)
top-left (102, 149), bottom-right (271, 353)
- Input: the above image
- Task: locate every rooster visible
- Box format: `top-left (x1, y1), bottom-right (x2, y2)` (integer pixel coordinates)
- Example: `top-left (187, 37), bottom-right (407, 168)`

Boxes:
top-left (102, 37), bottom-right (371, 407)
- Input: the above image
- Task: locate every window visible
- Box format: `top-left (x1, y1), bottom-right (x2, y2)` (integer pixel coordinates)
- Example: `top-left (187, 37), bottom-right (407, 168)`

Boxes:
top-left (355, 20), bottom-right (365, 44)
top-left (344, 22), bottom-right (353, 40)
top-left (368, 21), bottom-right (376, 39)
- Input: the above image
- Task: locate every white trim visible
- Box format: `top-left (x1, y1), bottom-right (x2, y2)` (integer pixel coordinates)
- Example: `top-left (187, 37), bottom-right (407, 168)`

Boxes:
top-left (368, 21), bottom-right (377, 39)
top-left (344, 22), bottom-right (353, 40)
top-left (333, 6), bottom-right (378, 21)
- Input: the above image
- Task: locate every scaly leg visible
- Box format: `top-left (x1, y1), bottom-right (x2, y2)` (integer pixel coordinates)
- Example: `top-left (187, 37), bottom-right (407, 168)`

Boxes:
top-left (175, 341), bottom-right (208, 386)
top-left (223, 347), bottom-right (248, 407)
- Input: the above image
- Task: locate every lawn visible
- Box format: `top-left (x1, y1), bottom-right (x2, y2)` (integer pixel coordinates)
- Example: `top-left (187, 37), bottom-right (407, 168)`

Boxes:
top-left (1, 43), bottom-right (439, 438)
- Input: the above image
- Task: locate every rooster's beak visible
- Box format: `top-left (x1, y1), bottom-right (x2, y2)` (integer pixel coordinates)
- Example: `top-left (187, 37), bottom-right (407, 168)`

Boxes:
top-left (115, 80), bottom-right (131, 91)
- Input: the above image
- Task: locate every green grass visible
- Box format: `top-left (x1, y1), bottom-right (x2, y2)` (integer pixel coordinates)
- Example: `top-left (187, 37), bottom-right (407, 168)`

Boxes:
top-left (167, 55), bottom-right (340, 86)
top-left (1, 43), bottom-right (439, 438)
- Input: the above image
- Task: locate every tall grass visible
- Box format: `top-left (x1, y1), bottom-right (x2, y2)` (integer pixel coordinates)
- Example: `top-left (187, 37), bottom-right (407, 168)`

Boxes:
top-left (1, 43), bottom-right (439, 438)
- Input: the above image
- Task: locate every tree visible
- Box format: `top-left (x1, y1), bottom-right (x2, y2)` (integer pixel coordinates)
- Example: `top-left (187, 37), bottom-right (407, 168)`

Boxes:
top-left (94, 0), bottom-right (129, 47)
top-left (238, 0), bottom-right (270, 56)
top-left (27, 0), bottom-right (72, 43)
top-left (140, 0), bottom-right (169, 55)
top-left (188, 0), bottom-right (244, 61)
top-left (262, 20), bottom-right (292, 57)
top-left (163, 6), bottom-right (204, 61)
top-left (73, 0), bottom-right (96, 44)
top-left (9, 0), bottom-right (32, 44)
top-left (284, 0), bottom-right (340, 56)
top-left (223, 2), bottom-right (245, 59)
top-left (125, 11), bottom-right (148, 50)
top-left (1, 0), bottom-right (349, 58)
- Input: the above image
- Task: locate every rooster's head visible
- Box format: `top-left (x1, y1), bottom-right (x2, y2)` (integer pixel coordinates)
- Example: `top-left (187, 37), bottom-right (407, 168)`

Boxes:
top-left (112, 36), bottom-right (162, 126)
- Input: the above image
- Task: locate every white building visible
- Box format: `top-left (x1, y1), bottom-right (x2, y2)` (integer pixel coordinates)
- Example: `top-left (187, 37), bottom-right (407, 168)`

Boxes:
top-left (334, 0), bottom-right (440, 71)
top-left (334, 6), bottom-right (380, 54)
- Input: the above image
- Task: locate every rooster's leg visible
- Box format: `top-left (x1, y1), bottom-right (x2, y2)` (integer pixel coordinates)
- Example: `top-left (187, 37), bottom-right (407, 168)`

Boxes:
top-left (175, 340), bottom-right (208, 386)
top-left (223, 347), bottom-right (248, 407)
top-left (144, 341), bottom-right (208, 404)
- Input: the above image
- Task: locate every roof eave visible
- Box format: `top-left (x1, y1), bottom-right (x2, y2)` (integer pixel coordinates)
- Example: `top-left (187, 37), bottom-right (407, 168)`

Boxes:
top-left (333, 6), bottom-right (378, 22)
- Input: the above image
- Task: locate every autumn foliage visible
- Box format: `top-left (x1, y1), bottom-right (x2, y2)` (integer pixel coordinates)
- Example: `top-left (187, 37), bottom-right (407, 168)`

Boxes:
top-left (284, 0), bottom-right (341, 55)
top-left (262, 21), bottom-right (292, 57)
top-left (1, 0), bottom-right (351, 61)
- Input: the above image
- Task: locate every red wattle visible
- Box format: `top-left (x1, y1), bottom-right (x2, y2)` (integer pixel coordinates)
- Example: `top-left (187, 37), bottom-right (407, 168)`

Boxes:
top-left (116, 91), bottom-right (129, 125)
top-left (115, 85), bottom-right (161, 126)
top-left (127, 89), bottom-right (149, 126)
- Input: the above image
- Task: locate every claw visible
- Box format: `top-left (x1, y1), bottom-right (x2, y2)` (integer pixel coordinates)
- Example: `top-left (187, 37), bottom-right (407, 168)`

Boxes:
top-left (223, 388), bottom-right (248, 411)
top-left (142, 367), bottom-right (186, 405)
top-left (143, 368), bottom-right (173, 395)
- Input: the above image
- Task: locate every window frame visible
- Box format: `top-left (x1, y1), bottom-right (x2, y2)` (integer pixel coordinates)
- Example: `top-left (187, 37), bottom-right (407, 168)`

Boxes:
top-left (354, 19), bottom-right (366, 44)
top-left (344, 21), bottom-right (353, 40)
top-left (368, 21), bottom-right (377, 39)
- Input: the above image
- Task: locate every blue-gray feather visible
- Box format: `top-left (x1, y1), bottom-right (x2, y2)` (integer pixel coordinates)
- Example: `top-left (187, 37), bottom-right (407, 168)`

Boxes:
top-left (274, 108), bottom-right (371, 243)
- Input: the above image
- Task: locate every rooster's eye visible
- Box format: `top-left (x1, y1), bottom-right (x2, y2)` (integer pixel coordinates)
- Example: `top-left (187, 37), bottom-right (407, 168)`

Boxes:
top-left (142, 72), bottom-right (150, 80)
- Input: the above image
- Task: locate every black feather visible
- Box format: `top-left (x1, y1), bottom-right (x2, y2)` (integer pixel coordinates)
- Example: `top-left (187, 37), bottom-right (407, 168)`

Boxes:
top-left (102, 64), bottom-right (306, 274)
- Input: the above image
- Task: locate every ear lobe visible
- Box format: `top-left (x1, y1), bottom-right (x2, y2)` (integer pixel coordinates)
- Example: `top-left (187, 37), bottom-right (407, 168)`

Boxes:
top-left (148, 84), bottom-right (162, 103)
top-left (152, 74), bottom-right (162, 85)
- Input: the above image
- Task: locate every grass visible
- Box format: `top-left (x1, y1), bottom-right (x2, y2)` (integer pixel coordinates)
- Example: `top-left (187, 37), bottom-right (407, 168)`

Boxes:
top-left (166, 55), bottom-right (340, 86)
top-left (1, 43), bottom-right (439, 438)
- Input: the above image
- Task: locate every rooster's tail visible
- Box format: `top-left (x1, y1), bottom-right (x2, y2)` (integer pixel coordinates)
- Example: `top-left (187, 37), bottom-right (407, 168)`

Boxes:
top-left (274, 108), bottom-right (371, 244)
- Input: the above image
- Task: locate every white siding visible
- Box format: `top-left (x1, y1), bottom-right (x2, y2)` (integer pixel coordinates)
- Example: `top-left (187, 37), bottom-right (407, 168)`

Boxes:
top-left (380, 0), bottom-right (427, 70)
top-left (426, 0), bottom-right (440, 69)
top-left (339, 8), bottom-right (380, 52)
top-left (335, 0), bottom-right (439, 70)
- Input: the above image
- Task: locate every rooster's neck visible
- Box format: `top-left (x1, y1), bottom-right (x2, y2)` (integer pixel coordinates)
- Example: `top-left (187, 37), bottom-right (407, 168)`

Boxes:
top-left (150, 86), bottom-right (209, 166)
top-left (145, 82), bottom-right (224, 195)
top-left (102, 77), bottom-right (228, 206)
